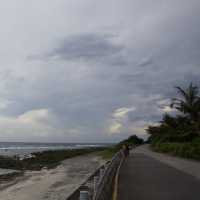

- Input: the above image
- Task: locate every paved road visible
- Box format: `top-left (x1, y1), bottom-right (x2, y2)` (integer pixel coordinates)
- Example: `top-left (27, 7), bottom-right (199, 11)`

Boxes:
top-left (134, 145), bottom-right (200, 179)
top-left (118, 153), bottom-right (200, 200)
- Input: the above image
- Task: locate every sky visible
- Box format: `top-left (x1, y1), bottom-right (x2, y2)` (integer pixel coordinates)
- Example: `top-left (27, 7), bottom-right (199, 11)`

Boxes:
top-left (0, 0), bottom-right (200, 143)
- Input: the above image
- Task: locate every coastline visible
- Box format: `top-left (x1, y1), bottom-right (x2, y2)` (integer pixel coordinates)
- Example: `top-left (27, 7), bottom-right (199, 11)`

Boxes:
top-left (0, 147), bottom-right (106, 171)
top-left (0, 153), bottom-right (106, 200)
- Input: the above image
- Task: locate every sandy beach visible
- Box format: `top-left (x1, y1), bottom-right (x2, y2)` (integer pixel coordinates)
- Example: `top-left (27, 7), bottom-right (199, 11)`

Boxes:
top-left (0, 153), bottom-right (105, 200)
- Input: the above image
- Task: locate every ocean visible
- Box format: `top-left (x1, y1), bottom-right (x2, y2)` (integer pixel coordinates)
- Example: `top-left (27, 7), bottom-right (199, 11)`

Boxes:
top-left (0, 142), bottom-right (108, 157)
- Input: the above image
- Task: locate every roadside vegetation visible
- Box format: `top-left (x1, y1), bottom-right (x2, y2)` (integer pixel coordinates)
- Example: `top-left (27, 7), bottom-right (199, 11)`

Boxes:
top-left (99, 135), bottom-right (144, 159)
top-left (0, 136), bottom-right (144, 171)
top-left (147, 83), bottom-right (200, 160)
top-left (0, 147), bottom-right (104, 171)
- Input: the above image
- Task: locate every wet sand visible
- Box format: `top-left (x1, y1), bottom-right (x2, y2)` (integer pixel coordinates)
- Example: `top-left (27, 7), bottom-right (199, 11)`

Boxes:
top-left (0, 153), bottom-right (105, 200)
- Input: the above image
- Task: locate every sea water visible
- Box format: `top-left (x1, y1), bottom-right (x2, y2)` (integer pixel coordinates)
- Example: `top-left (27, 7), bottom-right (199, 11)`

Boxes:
top-left (0, 142), bottom-right (107, 157)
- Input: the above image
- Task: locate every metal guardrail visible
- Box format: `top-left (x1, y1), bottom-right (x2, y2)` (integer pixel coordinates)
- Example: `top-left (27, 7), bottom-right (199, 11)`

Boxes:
top-left (66, 165), bottom-right (103, 200)
top-left (66, 150), bottom-right (125, 200)
top-left (92, 150), bottom-right (124, 200)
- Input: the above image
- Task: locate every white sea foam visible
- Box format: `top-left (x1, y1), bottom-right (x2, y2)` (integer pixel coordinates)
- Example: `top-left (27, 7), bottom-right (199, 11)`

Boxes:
top-left (0, 142), bottom-right (108, 157)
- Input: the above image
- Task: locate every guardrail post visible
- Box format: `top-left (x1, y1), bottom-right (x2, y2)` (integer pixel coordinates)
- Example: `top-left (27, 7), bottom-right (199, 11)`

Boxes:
top-left (99, 168), bottom-right (104, 180)
top-left (79, 190), bottom-right (90, 200)
top-left (93, 176), bottom-right (99, 194)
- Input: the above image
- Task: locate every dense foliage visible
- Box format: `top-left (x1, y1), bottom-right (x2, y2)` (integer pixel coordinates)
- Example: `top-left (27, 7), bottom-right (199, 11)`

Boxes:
top-left (117, 135), bottom-right (144, 148)
top-left (147, 83), bottom-right (200, 160)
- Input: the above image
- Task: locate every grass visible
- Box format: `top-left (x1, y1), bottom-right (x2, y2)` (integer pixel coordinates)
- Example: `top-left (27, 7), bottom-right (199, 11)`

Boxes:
top-left (0, 135), bottom-right (144, 171)
top-left (97, 147), bottom-right (118, 160)
top-left (0, 147), bottom-right (105, 171)
top-left (151, 139), bottom-right (200, 160)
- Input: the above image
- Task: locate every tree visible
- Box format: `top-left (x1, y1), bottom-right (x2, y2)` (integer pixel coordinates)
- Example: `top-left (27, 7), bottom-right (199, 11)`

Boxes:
top-left (117, 135), bottom-right (144, 148)
top-left (161, 113), bottom-right (177, 128)
top-left (171, 83), bottom-right (200, 123)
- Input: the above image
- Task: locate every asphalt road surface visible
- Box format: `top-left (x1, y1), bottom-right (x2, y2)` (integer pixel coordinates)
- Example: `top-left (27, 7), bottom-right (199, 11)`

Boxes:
top-left (118, 153), bottom-right (200, 200)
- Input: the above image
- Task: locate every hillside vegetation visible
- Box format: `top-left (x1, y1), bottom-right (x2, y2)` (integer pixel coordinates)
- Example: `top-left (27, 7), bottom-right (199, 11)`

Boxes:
top-left (147, 83), bottom-right (200, 160)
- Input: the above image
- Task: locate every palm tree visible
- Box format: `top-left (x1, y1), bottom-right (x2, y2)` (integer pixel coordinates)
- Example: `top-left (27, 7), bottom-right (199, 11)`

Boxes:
top-left (161, 113), bottom-right (191, 128)
top-left (170, 83), bottom-right (200, 136)
top-left (170, 83), bottom-right (200, 122)
top-left (161, 113), bottom-right (177, 128)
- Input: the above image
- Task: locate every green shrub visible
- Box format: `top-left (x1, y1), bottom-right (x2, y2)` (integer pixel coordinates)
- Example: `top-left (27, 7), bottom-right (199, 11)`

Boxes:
top-left (151, 142), bottom-right (200, 160)
top-left (0, 147), bottom-right (105, 171)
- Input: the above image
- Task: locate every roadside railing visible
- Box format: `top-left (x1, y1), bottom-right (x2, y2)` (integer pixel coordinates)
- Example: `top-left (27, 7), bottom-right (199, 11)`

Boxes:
top-left (92, 150), bottom-right (124, 200)
top-left (66, 150), bottom-right (125, 200)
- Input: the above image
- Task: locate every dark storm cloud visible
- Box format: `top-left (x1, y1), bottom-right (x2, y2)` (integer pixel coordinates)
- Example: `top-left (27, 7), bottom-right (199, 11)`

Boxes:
top-left (1, 0), bottom-right (200, 142)
top-left (34, 34), bottom-right (125, 65)
top-left (138, 56), bottom-right (154, 67)
top-left (53, 34), bottom-right (121, 57)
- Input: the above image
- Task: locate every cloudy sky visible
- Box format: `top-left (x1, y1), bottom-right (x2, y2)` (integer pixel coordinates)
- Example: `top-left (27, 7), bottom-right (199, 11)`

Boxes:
top-left (0, 0), bottom-right (199, 142)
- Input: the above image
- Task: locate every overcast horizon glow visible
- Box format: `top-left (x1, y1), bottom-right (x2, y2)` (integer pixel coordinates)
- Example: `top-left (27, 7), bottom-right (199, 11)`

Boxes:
top-left (0, 0), bottom-right (199, 143)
